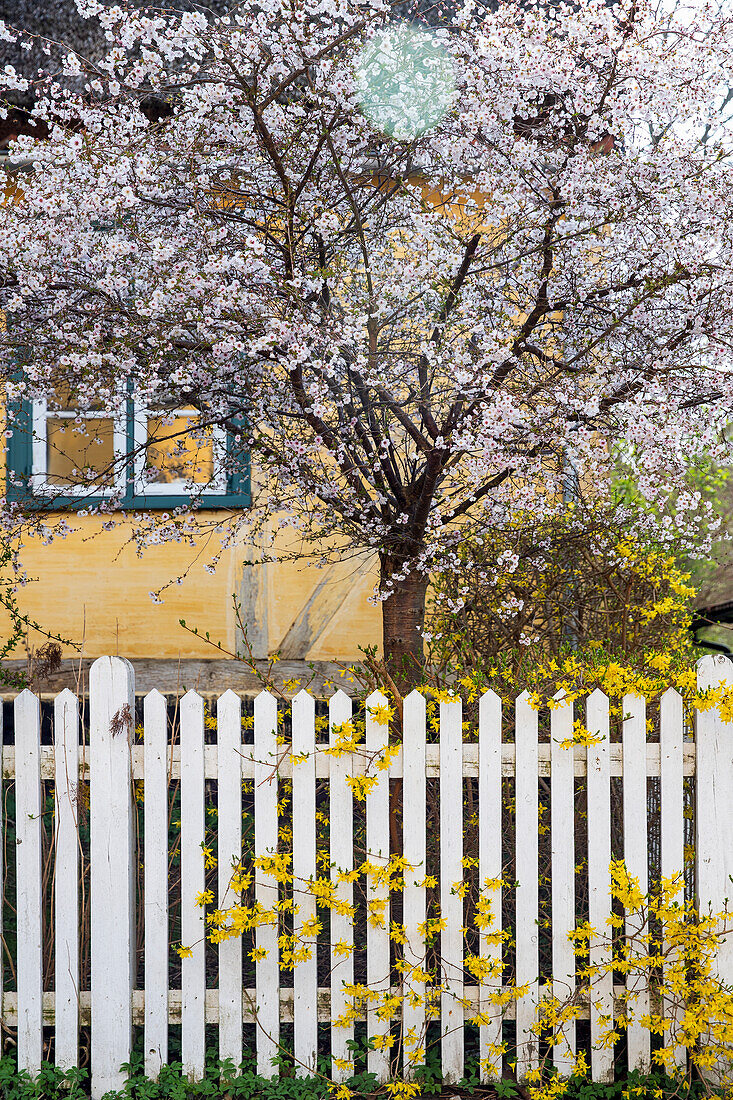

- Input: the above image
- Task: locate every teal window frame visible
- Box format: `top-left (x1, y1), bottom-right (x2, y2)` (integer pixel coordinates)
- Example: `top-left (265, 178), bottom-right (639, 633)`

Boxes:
top-left (6, 394), bottom-right (251, 511)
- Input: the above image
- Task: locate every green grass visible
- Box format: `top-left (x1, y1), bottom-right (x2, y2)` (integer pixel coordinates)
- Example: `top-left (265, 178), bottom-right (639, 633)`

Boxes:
top-left (0, 1054), bottom-right (723, 1100)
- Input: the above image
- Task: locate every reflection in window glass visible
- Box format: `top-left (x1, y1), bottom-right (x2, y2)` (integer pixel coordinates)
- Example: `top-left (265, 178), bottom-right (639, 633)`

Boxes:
top-left (45, 417), bottom-right (116, 486)
top-left (26, 393), bottom-right (238, 502)
top-left (145, 411), bottom-right (215, 486)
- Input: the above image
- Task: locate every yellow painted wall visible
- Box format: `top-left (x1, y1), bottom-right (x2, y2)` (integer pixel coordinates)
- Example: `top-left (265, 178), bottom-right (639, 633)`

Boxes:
top-left (2, 514), bottom-right (382, 661)
top-left (0, 170), bottom-right (480, 665)
top-left (0, 292), bottom-right (381, 662)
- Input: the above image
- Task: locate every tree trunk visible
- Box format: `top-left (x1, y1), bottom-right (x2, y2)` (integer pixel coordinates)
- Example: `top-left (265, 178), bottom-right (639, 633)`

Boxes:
top-left (380, 557), bottom-right (429, 693)
top-left (380, 559), bottom-right (429, 854)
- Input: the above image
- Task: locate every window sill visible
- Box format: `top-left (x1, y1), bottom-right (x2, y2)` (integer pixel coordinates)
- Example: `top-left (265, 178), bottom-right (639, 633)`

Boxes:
top-left (5, 487), bottom-right (251, 511)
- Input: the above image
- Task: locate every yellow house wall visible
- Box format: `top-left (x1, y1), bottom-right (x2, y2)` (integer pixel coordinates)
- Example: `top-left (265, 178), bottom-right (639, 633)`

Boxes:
top-left (2, 515), bottom-right (382, 662)
top-left (0, 172), bottom-right (482, 667)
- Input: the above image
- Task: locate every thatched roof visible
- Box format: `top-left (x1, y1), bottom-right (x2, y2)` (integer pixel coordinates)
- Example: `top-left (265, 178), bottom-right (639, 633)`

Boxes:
top-left (0, 0), bottom-right (235, 120)
top-left (0, 0), bottom-right (464, 145)
top-left (0, 0), bottom-right (463, 85)
top-left (1, 0), bottom-right (106, 78)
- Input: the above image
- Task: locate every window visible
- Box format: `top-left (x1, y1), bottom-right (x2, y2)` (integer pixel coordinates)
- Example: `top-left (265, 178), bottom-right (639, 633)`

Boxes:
top-left (135, 406), bottom-right (228, 496)
top-left (7, 389), bottom-right (250, 510)
top-left (30, 386), bottom-right (127, 497)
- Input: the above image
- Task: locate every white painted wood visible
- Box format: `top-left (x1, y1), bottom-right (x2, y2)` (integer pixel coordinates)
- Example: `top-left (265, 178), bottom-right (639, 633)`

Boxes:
top-left (515, 692), bottom-right (539, 1079)
top-left (292, 690), bottom-right (318, 1075)
top-left (180, 690), bottom-right (206, 1080)
top-left (54, 690), bottom-right (80, 1071)
top-left (402, 690), bottom-right (427, 1076)
top-left (6, 674), bottom-right (720, 1085)
top-left (440, 700), bottom-right (464, 1083)
top-left (144, 690), bottom-right (169, 1079)
top-left (660, 688), bottom-right (686, 1071)
top-left (7, 735), bottom-right (696, 783)
top-left (254, 691), bottom-right (280, 1077)
top-left (90, 657), bottom-right (136, 1100)
top-left (550, 696), bottom-right (575, 1074)
top-left (365, 690), bottom-right (391, 1083)
top-left (217, 690), bottom-right (243, 1068)
top-left (622, 694), bottom-right (650, 1073)
top-left (478, 691), bottom-right (502, 1081)
top-left (0, 701), bottom-right (3, 1031)
top-left (660, 690), bottom-right (684, 884)
top-left (696, 655), bottom-right (733, 991)
top-left (586, 689), bottom-right (613, 1083)
top-left (0, 980), bottom-right (650, 1028)
top-left (15, 690), bottom-right (43, 1076)
top-left (329, 691), bottom-right (354, 1081)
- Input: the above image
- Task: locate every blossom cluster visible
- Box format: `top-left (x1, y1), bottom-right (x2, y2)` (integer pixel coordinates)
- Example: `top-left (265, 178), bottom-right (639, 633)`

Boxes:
top-left (1, 0), bottom-right (732, 595)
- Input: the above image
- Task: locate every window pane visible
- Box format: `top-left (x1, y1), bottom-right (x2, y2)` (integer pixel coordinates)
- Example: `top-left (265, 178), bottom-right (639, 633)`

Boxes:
top-left (45, 417), bottom-right (116, 486)
top-left (145, 412), bottom-right (215, 486)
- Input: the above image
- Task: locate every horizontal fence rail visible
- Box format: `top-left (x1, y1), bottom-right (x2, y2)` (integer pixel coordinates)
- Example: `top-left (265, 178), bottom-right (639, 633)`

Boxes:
top-left (0, 743), bottom-right (700, 780)
top-left (1, 654), bottom-right (732, 1098)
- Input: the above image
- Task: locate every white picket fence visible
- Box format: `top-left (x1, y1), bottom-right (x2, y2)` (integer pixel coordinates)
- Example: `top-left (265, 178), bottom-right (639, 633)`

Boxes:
top-left (4, 654), bottom-right (733, 1098)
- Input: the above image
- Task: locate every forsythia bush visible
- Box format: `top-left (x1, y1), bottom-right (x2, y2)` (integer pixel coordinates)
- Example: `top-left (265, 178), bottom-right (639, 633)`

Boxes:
top-left (195, 799), bottom-right (733, 1100)
top-left (413, 516), bottom-right (733, 735)
top-left (180, 523), bottom-right (733, 1098)
top-left (425, 517), bottom-right (693, 687)
top-left (181, 695), bottom-right (733, 1100)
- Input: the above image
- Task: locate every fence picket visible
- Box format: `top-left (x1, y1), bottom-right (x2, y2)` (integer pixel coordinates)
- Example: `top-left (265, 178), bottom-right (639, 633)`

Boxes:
top-left (478, 691), bottom-right (502, 1081)
top-left (365, 690), bottom-right (391, 1083)
top-left (515, 692), bottom-right (539, 1079)
top-left (218, 690), bottom-right (243, 1067)
top-left (15, 690), bottom-right (42, 1076)
top-left (0, 700), bottom-right (3, 1034)
top-left (696, 655), bottom-right (733, 992)
top-left (622, 695), bottom-right (650, 1073)
top-left (586, 689), bottom-right (613, 1083)
top-left (660, 688), bottom-right (685, 1070)
top-left (254, 691), bottom-right (280, 1077)
top-left (90, 657), bottom-right (135, 1100)
top-left (292, 690), bottom-right (318, 1076)
top-left (550, 696), bottom-right (575, 1074)
top-left (329, 691), bottom-right (354, 1081)
top-left (6, 665), bottom-right (733, 1090)
top-left (180, 690), bottom-right (206, 1080)
top-left (440, 700), bottom-right (464, 1083)
top-left (402, 690), bottom-right (427, 1076)
top-left (54, 690), bottom-right (80, 1071)
top-left (144, 690), bottom-right (169, 1079)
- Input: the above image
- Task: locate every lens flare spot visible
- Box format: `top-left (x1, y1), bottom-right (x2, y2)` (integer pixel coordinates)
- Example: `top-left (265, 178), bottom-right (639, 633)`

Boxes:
top-left (355, 24), bottom-right (455, 141)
